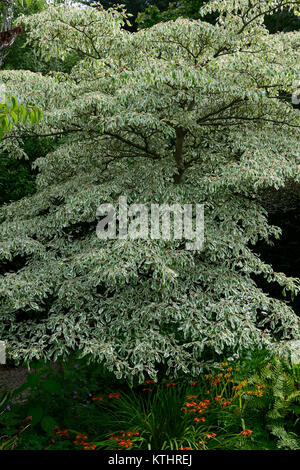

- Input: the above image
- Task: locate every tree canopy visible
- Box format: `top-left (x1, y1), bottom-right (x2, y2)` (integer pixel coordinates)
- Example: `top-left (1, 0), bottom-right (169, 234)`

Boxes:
top-left (0, 0), bottom-right (299, 381)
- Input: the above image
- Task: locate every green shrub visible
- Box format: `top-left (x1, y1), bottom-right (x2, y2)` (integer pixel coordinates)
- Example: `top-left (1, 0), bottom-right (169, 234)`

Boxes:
top-left (1, 352), bottom-right (298, 450)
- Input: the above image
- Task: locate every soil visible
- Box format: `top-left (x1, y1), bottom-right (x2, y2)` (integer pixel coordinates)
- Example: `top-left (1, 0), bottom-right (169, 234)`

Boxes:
top-left (0, 365), bottom-right (30, 403)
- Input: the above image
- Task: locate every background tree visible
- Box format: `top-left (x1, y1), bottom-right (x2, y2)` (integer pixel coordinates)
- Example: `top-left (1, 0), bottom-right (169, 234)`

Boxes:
top-left (136, 0), bottom-right (300, 32)
top-left (0, 0), bottom-right (23, 67)
top-left (265, 7), bottom-right (300, 33)
top-left (136, 1), bottom-right (208, 29)
top-left (0, 1), bottom-right (299, 381)
top-left (0, 93), bottom-right (43, 203)
top-left (81, 1), bottom-right (170, 31)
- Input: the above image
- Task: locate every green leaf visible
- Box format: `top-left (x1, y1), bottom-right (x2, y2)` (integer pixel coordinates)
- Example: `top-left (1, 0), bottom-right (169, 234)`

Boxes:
top-left (10, 111), bottom-right (18, 125)
top-left (40, 416), bottom-right (57, 434)
top-left (27, 405), bottom-right (43, 426)
top-left (26, 373), bottom-right (40, 388)
top-left (29, 359), bottom-right (46, 369)
top-left (41, 379), bottom-right (61, 395)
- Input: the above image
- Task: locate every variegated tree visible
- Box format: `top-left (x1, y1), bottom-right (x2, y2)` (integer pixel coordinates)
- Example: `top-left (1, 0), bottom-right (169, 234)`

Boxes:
top-left (0, 0), bottom-right (299, 381)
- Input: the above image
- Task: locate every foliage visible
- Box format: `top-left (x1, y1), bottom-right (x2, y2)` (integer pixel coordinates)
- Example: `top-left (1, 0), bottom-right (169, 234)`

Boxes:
top-left (0, 94), bottom-right (42, 139)
top-left (0, 352), bottom-right (298, 450)
top-left (0, 419), bottom-right (32, 450)
top-left (265, 7), bottom-right (300, 33)
top-left (254, 210), bottom-right (300, 316)
top-left (247, 358), bottom-right (300, 449)
top-left (136, 0), bottom-right (300, 32)
top-left (0, 94), bottom-right (43, 204)
top-left (136, 1), bottom-right (209, 30)
top-left (81, 1), bottom-right (170, 31)
top-left (0, 155), bottom-right (35, 205)
top-left (0, 1), bottom-right (45, 205)
top-left (0, 1), bottom-right (48, 210)
top-left (0, 135), bottom-right (62, 206)
top-left (0, 0), bottom-right (22, 66)
top-left (0, 1), bottom-right (299, 380)
top-left (2, 0), bottom-right (78, 72)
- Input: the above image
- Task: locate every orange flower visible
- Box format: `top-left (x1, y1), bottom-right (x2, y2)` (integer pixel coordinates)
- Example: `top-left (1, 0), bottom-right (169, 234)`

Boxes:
top-left (221, 399), bottom-right (232, 407)
top-left (241, 429), bottom-right (253, 436)
top-left (83, 443), bottom-right (96, 450)
top-left (145, 379), bottom-right (156, 384)
top-left (56, 429), bottom-right (70, 438)
top-left (76, 434), bottom-right (88, 440)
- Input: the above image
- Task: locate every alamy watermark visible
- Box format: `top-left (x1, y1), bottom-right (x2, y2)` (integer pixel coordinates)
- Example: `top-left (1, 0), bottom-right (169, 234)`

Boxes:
top-left (96, 196), bottom-right (204, 251)
top-left (0, 341), bottom-right (6, 365)
top-left (0, 83), bottom-right (6, 103)
top-left (292, 80), bottom-right (300, 105)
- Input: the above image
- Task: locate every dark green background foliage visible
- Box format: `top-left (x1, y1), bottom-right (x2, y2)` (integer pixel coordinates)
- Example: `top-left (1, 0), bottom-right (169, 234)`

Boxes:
top-left (255, 211), bottom-right (300, 316)
top-left (81, 1), bottom-right (170, 30)
top-left (0, 156), bottom-right (35, 205)
top-left (265, 8), bottom-right (300, 33)
top-left (0, 137), bottom-right (58, 205)
top-left (136, 1), bottom-right (209, 29)
top-left (3, 0), bottom-right (80, 73)
top-left (2, 0), bottom-right (48, 71)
